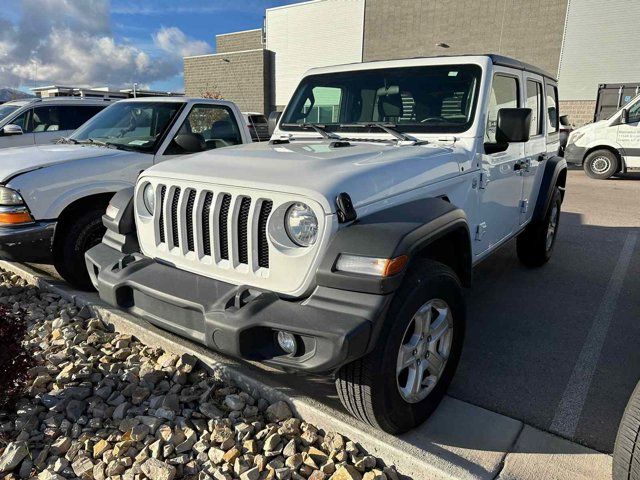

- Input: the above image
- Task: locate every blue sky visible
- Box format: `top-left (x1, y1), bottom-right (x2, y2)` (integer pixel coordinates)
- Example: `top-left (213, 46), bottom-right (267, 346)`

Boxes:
top-left (0, 0), bottom-right (303, 92)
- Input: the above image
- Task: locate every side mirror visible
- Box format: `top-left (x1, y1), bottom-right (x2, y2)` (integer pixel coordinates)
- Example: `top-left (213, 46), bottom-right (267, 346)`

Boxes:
top-left (559, 115), bottom-right (570, 127)
top-left (496, 108), bottom-right (532, 143)
top-left (621, 108), bottom-right (629, 124)
top-left (2, 124), bottom-right (23, 136)
top-left (268, 111), bottom-right (282, 136)
top-left (173, 133), bottom-right (205, 153)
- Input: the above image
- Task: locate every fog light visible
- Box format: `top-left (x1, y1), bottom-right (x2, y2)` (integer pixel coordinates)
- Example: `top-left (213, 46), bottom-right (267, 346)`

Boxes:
top-left (277, 331), bottom-right (297, 355)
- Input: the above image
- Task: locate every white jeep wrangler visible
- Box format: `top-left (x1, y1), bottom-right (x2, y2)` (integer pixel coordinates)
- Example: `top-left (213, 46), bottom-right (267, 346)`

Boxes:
top-left (0, 97), bottom-right (251, 289)
top-left (86, 55), bottom-right (567, 433)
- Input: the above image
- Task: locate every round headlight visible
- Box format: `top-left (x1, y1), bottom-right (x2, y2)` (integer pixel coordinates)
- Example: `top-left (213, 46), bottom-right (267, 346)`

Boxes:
top-left (142, 183), bottom-right (155, 215)
top-left (285, 202), bottom-right (318, 247)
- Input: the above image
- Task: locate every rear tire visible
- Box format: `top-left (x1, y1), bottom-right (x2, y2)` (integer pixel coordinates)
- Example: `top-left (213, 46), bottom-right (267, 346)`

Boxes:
top-left (54, 209), bottom-right (106, 291)
top-left (613, 380), bottom-right (640, 480)
top-left (516, 187), bottom-right (562, 267)
top-left (335, 259), bottom-right (465, 434)
top-left (584, 150), bottom-right (619, 179)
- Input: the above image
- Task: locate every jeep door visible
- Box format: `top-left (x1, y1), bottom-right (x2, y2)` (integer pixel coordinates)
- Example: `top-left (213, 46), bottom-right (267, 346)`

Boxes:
top-left (520, 73), bottom-right (547, 225)
top-left (617, 98), bottom-right (640, 168)
top-left (476, 69), bottom-right (525, 255)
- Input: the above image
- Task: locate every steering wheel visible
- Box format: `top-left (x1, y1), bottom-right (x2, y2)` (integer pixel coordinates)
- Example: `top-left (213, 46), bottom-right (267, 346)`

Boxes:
top-left (117, 113), bottom-right (138, 138)
top-left (420, 116), bottom-right (447, 123)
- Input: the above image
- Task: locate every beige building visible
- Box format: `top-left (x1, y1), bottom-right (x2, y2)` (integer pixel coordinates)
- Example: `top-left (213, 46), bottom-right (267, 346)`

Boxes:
top-left (184, 0), bottom-right (640, 124)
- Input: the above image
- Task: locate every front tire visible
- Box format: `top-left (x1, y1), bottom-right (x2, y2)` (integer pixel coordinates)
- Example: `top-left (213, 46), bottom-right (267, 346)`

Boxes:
top-left (613, 380), bottom-right (640, 480)
top-left (54, 209), bottom-right (106, 290)
top-left (335, 259), bottom-right (465, 434)
top-left (516, 187), bottom-right (562, 267)
top-left (584, 150), bottom-right (619, 179)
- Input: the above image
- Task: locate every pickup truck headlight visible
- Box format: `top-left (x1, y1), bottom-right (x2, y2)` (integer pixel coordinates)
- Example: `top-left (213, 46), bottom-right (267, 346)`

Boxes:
top-left (285, 202), bottom-right (318, 247)
top-left (0, 187), bottom-right (33, 225)
top-left (142, 183), bottom-right (155, 215)
top-left (0, 186), bottom-right (25, 206)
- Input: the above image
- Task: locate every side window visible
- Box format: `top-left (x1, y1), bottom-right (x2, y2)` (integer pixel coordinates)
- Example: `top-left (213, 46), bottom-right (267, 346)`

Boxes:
top-left (486, 75), bottom-right (519, 143)
top-left (58, 105), bottom-right (106, 130)
top-left (545, 84), bottom-right (559, 133)
top-left (165, 104), bottom-right (242, 155)
top-left (10, 110), bottom-right (30, 131)
top-left (526, 80), bottom-right (543, 136)
top-left (627, 101), bottom-right (640, 124)
top-left (32, 106), bottom-right (62, 133)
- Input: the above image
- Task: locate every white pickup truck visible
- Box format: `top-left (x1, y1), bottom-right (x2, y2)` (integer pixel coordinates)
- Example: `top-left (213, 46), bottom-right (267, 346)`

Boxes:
top-left (87, 55), bottom-right (567, 433)
top-left (0, 97), bottom-right (251, 288)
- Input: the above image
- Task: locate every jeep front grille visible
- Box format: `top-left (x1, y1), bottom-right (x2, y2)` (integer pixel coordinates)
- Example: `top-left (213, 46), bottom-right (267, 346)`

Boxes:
top-left (153, 185), bottom-right (274, 270)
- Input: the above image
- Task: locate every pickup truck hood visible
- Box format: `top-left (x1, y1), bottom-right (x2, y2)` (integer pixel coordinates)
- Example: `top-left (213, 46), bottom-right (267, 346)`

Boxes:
top-left (0, 144), bottom-right (134, 183)
top-left (143, 139), bottom-right (471, 213)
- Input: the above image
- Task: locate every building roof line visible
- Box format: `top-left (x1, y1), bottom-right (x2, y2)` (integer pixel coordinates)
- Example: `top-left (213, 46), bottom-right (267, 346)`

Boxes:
top-left (184, 49), bottom-right (264, 60)
top-left (216, 28), bottom-right (262, 37)
top-left (266, 0), bottom-right (324, 12)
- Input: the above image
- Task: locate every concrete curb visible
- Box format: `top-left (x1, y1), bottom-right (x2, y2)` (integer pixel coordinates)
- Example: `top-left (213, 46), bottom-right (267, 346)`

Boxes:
top-left (1, 260), bottom-right (463, 480)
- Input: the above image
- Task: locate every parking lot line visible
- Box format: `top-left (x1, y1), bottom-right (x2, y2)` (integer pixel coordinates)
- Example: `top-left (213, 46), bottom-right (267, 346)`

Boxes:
top-left (550, 231), bottom-right (638, 439)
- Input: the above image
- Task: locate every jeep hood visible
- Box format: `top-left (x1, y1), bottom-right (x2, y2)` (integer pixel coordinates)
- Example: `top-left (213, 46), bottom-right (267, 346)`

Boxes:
top-left (143, 140), bottom-right (469, 214)
top-left (0, 144), bottom-right (135, 183)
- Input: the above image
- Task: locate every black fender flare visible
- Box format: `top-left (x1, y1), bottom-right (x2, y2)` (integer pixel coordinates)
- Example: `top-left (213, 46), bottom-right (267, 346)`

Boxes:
top-left (316, 197), bottom-right (472, 295)
top-left (531, 156), bottom-right (567, 223)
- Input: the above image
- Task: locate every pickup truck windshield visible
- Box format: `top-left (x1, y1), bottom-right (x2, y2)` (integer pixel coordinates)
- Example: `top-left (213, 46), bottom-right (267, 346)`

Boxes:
top-left (281, 64), bottom-right (481, 135)
top-left (0, 105), bottom-right (19, 122)
top-left (70, 102), bottom-right (183, 152)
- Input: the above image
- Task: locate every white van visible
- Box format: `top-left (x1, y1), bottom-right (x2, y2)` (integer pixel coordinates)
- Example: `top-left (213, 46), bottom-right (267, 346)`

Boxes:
top-left (565, 94), bottom-right (640, 179)
top-left (0, 97), bottom-right (109, 149)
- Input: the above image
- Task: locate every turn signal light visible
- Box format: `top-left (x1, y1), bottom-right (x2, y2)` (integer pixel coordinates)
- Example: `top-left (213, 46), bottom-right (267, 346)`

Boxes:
top-left (335, 254), bottom-right (408, 277)
top-left (0, 209), bottom-right (33, 225)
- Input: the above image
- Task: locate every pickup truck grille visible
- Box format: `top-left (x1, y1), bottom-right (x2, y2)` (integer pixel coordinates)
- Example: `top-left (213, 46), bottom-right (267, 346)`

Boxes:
top-left (153, 185), bottom-right (274, 270)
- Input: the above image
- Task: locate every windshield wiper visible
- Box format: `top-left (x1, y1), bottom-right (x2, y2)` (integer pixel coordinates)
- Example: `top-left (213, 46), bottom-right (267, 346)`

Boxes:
top-left (281, 123), bottom-right (342, 140)
top-left (347, 122), bottom-right (422, 143)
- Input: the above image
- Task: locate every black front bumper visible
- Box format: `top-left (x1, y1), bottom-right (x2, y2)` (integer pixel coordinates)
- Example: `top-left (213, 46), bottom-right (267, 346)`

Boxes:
top-left (0, 221), bottom-right (56, 263)
top-left (86, 243), bottom-right (392, 374)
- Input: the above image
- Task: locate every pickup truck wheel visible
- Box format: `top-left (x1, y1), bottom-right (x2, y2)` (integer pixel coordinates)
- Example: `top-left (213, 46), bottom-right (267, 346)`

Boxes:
top-left (54, 209), bottom-right (106, 291)
top-left (613, 380), bottom-right (640, 480)
top-left (584, 150), bottom-right (618, 179)
top-left (516, 187), bottom-right (562, 267)
top-left (335, 259), bottom-right (465, 434)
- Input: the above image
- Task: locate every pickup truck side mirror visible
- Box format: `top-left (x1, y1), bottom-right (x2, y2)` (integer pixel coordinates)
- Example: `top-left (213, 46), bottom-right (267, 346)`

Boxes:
top-left (496, 108), bottom-right (532, 143)
top-left (2, 124), bottom-right (24, 136)
top-left (268, 111), bottom-right (282, 136)
top-left (559, 115), bottom-right (570, 127)
top-left (620, 108), bottom-right (629, 124)
top-left (173, 133), bottom-right (205, 153)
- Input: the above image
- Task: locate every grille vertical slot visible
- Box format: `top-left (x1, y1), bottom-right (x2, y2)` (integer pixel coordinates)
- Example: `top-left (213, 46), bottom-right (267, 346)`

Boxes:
top-left (257, 200), bottom-right (272, 268)
top-left (218, 194), bottom-right (232, 260)
top-left (158, 185), bottom-right (166, 244)
top-left (237, 197), bottom-right (252, 265)
top-left (185, 189), bottom-right (197, 252)
top-left (202, 192), bottom-right (213, 256)
top-left (171, 187), bottom-right (181, 247)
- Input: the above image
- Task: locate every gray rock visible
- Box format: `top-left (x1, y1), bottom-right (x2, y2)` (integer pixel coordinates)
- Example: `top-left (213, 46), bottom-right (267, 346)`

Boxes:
top-left (141, 458), bottom-right (177, 480)
top-left (0, 441), bottom-right (29, 473)
top-left (265, 401), bottom-right (293, 422)
top-left (224, 394), bottom-right (245, 411)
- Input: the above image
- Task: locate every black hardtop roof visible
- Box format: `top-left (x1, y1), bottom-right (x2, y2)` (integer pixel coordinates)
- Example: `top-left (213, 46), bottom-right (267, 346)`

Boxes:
top-left (487, 54), bottom-right (556, 81)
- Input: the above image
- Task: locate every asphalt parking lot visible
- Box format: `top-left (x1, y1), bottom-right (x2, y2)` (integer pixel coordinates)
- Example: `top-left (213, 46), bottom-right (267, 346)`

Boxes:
top-left (30, 168), bottom-right (640, 457)
top-left (254, 168), bottom-right (640, 455)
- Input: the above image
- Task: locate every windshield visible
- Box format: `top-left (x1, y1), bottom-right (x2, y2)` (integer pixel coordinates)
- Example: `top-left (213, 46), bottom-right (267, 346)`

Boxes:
top-left (0, 105), bottom-right (19, 122)
top-left (70, 101), bottom-right (184, 152)
top-left (281, 64), bottom-right (482, 135)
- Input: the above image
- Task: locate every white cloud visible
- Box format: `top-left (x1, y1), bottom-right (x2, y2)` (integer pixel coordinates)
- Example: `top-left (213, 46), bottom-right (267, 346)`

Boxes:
top-left (0, 0), bottom-right (211, 89)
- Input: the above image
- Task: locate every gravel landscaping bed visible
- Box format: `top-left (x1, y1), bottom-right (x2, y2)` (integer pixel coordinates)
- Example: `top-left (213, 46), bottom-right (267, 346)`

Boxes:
top-left (0, 270), bottom-right (401, 480)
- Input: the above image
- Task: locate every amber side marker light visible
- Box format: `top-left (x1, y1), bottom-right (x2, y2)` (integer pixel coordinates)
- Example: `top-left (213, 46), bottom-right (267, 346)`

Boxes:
top-left (0, 207), bottom-right (34, 225)
top-left (335, 254), bottom-right (408, 277)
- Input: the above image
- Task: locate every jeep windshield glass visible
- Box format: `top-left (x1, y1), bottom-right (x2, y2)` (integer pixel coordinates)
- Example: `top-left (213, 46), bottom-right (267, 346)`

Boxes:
top-left (0, 105), bottom-right (19, 122)
top-left (70, 102), bottom-right (184, 152)
top-left (280, 64), bottom-right (481, 135)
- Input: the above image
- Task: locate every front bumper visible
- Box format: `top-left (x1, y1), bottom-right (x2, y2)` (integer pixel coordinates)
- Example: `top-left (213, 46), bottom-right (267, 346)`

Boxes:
top-left (86, 243), bottom-right (392, 374)
top-left (563, 143), bottom-right (586, 165)
top-left (0, 221), bottom-right (56, 263)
